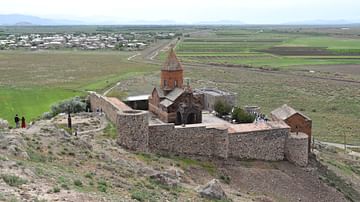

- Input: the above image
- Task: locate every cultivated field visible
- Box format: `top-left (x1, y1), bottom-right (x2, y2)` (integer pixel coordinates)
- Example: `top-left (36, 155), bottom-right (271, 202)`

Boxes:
top-left (175, 27), bottom-right (360, 72)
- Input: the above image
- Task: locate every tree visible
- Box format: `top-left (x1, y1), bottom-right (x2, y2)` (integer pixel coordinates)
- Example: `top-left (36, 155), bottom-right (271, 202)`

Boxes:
top-left (231, 107), bottom-right (255, 123)
top-left (214, 100), bottom-right (232, 116)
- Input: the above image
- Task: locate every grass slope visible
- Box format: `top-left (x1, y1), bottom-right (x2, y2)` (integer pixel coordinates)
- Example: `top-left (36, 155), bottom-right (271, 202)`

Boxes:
top-left (0, 88), bottom-right (79, 126)
top-left (0, 50), bottom-right (157, 124)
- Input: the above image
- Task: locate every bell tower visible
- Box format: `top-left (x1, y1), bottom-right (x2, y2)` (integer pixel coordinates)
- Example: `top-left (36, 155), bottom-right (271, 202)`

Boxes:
top-left (160, 48), bottom-right (184, 93)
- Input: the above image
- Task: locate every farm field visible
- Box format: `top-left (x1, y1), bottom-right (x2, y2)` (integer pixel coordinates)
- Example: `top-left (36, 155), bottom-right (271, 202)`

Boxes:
top-left (0, 50), bottom-right (157, 125)
top-left (175, 28), bottom-right (360, 71)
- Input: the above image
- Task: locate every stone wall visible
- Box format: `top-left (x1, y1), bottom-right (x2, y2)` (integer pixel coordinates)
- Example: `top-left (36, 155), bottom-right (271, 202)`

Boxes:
top-left (89, 92), bottom-right (120, 124)
top-left (285, 132), bottom-right (308, 166)
top-left (149, 124), bottom-right (228, 159)
top-left (89, 92), bottom-right (308, 166)
top-left (117, 110), bottom-right (149, 152)
top-left (228, 128), bottom-right (289, 161)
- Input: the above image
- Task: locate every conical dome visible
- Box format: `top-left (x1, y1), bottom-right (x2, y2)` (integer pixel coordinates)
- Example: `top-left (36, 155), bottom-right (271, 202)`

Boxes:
top-left (162, 48), bottom-right (183, 71)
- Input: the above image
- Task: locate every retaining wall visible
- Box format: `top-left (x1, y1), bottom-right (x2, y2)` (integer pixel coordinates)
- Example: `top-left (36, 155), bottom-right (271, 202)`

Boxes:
top-left (149, 124), bottom-right (228, 159)
top-left (228, 128), bottom-right (289, 161)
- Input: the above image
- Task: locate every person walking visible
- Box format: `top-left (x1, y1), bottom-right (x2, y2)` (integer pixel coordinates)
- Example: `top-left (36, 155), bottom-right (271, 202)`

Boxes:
top-left (14, 114), bottom-right (20, 128)
top-left (21, 116), bottom-right (26, 128)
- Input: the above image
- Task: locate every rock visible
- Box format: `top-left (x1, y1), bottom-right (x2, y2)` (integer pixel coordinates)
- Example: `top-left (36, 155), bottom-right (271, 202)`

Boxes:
top-left (198, 179), bottom-right (227, 200)
top-left (19, 151), bottom-right (30, 160)
top-left (139, 166), bottom-right (157, 176)
top-left (165, 167), bottom-right (183, 179)
top-left (150, 172), bottom-right (179, 187)
top-left (0, 119), bottom-right (9, 129)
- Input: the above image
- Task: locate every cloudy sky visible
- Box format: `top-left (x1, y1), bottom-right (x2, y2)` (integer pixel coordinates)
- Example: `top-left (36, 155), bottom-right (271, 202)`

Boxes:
top-left (1, 0), bottom-right (359, 24)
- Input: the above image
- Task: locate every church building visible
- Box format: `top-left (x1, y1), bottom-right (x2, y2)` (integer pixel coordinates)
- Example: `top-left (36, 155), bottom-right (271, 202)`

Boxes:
top-left (148, 48), bottom-right (203, 125)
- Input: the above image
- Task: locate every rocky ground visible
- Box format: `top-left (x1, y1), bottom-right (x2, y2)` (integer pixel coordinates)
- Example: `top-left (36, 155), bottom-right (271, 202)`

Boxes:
top-left (0, 113), bottom-right (356, 202)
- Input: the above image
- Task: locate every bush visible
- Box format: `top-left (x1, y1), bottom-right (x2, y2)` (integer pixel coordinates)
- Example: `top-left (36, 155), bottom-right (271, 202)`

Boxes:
top-left (1, 174), bottom-right (27, 187)
top-left (53, 186), bottom-right (60, 193)
top-left (97, 184), bottom-right (107, 193)
top-left (43, 97), bottom-right (86, 119)
top-left (61, 183), bottom-right (69, 190)
top-left (219, 174), bottom-right (231, 184)
top-left (74, 179), bottom-right (83, 187)
top-left (231, 107), bottom-right (255, 123)
top-left (214, 100), bottom-right (232, 116)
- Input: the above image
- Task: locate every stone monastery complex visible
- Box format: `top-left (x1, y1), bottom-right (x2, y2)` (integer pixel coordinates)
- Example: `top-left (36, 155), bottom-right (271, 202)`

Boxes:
top-left (89, 49), bottom-right (312, 167)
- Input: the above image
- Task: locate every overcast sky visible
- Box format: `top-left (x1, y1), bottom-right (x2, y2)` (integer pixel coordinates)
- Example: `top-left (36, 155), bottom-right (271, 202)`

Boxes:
top-left (1, 0), bottom-right (359, 24)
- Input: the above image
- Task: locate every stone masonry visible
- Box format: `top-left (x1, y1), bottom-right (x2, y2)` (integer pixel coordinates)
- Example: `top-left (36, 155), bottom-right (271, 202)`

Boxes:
top-left (285, 132), bottom-right (309, 166)
top-left (88, 92), bottom-right (120, 124)
top-left (117, 110), bottom-right (149, 152)
top-left (89, 92), bottom-right (308, 166)
top-left (149, 124), bottom-right (229, 159)
top-left (228, 128), bottom-right (289, 161)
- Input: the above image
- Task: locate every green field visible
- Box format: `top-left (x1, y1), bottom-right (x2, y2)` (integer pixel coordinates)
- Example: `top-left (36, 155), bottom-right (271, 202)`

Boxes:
top-left (0, 51), bottom-right (157, 125)
top-left (282, 37), bottom-right (360, 49)
top-left (175, 28), bottom-right (360, 69)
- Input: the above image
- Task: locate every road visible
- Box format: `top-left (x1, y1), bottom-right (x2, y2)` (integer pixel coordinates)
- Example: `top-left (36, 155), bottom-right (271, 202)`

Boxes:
top-left (318, 140), bottom-right (360, 157)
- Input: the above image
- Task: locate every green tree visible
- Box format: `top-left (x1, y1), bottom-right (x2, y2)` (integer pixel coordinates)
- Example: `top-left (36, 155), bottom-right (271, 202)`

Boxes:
top-left (231, 107), bottom-right (255, 123)
top-left (214, 100), bottom-right (232, 116)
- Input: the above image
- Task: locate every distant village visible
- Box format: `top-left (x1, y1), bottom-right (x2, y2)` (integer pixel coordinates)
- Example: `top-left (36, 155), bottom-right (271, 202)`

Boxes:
top-left (0, 32), bottom-right (178, 51)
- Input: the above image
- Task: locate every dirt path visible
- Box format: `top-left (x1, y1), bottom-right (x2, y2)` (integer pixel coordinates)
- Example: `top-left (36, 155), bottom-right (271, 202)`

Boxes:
top-left (103, 82), bottom-right (121, 96)
top-left (127, 53), bottom-right (141, 61)
top-left (318, 141), bottom-right (360, 157)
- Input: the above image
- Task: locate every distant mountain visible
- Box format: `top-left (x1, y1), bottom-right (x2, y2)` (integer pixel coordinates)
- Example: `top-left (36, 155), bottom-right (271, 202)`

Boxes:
top-left (284, 19), bottom-right (359, 25)
top-left (125, 20), bottom-right (179, 25)
top-left (0, 14), bottom-right (84, 25)
top-left (196, 20), bottom-right (245, 25)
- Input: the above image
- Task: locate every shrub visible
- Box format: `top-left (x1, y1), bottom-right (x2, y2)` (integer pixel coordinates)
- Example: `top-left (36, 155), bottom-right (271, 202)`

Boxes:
top-left (43, 97), bottom-right (86, 119)
top-left (73, 179), bottom-right (83, 187)
top-left (84, 173), bottom-right (93, 179)
top-left (219, 174), bottom-right (231, 184)
top-left (61, 183), bottom-right (69, 190)
top-left (1, 174), bottom-right (27, 187)
top-left (214, 100), bottom-right (232, 116)
top-left (53, 186), bottom-right (60, 193)
top-left (231, 107), bottom-right (255, 123)
top-left (97, 184), bottom-right (107, 193)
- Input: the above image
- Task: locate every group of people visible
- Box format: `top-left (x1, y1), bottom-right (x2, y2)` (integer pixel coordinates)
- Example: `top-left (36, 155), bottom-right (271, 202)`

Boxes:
top-left (255, 113), bottom-right (269, 122)
top-left (14, 114), bottom-right (26, 128)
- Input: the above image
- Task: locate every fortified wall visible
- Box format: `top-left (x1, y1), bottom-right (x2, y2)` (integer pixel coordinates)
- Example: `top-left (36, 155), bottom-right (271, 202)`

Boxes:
top-left (89, 92), bottom-right (308, 166)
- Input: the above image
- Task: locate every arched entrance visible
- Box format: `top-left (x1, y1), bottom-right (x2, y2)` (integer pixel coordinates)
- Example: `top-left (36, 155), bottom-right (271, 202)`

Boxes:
top-left (176, 111), bottom-right (182, 125)
top-left (187, 113), bottom-right (196, 124)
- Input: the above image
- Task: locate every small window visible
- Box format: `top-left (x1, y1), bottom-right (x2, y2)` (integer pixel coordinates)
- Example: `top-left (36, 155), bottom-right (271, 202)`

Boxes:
top-left (174, 80), bottom-right (177, 87)
top-left (164, 80), bottom-right (167, 86)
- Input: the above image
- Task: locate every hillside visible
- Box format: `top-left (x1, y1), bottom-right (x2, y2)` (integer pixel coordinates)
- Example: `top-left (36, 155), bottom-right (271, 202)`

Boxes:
top-left (0, 112), bottom-right (354, 201)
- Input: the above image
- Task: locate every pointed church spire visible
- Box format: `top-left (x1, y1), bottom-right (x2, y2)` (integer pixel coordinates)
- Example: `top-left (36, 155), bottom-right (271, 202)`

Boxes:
top-left (162, 48), bottom-right (183, 71)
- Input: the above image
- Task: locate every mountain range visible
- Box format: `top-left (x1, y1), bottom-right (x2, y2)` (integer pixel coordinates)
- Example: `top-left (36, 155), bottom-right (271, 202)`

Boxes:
top-left (0, 14), bottom-right (359, 26)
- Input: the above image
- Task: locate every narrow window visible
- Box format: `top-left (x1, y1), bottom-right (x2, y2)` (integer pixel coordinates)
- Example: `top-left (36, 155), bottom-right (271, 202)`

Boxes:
top-left (174, 80), bottom-right (177, 87)
top-left (164, 80), bottom-right (167, 86)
